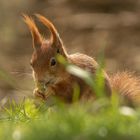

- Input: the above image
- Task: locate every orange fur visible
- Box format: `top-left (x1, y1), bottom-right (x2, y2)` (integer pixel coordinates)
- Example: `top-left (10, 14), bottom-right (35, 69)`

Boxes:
top-left (110, 72), bottom-right (140, 105)
top-left (23, 14), bottom-right (43, 48)
top-left (35, 14), bottom-right (60, 44)
top-left (23, 14), bottom-right (140, 105)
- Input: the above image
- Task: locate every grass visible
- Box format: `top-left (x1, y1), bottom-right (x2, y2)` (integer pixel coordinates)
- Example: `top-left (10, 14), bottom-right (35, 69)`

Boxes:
top-left (0, 98), bottom-right (140, 140)
top-left (0, 60), bottom-right (140, 140)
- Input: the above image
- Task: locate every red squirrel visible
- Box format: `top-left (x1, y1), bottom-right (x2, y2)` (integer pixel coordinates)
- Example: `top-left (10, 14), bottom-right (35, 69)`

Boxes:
top-left (23, 14), bottom-right (140, 105)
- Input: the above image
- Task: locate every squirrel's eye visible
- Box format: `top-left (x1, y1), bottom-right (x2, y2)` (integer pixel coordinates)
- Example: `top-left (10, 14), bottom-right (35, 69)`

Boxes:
top-left (50, 57), bottom-right (56, 66)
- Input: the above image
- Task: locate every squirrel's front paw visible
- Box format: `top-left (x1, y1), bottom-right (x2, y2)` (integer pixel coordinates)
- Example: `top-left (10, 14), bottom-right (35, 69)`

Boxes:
top-left (33, 88), bottom-right (46, 100)
top-left (33, 87), bottom-right (55, 100)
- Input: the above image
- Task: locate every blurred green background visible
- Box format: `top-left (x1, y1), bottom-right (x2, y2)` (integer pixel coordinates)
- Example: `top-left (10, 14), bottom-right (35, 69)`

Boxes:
top-left (0, 0), bottom-right (140, 101)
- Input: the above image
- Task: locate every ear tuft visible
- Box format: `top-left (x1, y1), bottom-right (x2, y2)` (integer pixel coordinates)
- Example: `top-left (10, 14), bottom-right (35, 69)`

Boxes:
top-left (35, 14), bottom-right (62, 46)
top-left (22, 14), bottom-right (43, 49)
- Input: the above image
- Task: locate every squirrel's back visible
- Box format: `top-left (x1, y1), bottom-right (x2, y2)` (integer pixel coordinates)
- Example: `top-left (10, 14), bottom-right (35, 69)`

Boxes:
top-left (69, 53), bottom-right (98, 72)
top-left (68, 53), bottom-right (112, 97)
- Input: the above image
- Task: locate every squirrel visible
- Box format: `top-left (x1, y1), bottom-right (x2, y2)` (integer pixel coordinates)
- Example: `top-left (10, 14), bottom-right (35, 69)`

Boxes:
top-left (23, 14), bottom-right (140, 105)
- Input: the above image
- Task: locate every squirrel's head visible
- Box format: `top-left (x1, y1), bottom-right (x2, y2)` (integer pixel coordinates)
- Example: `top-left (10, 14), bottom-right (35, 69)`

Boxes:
top-left (23, 14), bottom-right (68, 94)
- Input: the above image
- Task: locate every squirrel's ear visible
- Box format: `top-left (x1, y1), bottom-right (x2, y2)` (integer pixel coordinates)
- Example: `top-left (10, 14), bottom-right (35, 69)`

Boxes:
top-left (35, 14), bottom-right (63, 48)
top-left (23, 14), bottom-right (43, 50)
